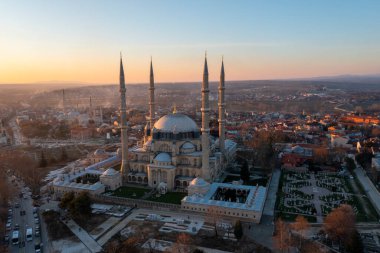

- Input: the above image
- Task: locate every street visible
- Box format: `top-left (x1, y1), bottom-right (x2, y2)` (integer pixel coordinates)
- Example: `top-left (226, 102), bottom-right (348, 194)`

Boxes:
top-left (7, 181), bottom-right (47, 253)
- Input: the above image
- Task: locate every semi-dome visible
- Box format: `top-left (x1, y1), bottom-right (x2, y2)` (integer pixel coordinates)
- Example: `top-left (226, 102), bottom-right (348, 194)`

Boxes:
top-left (154, 152), bottom-right (171, 162)
top-left (153, 113), bottom-right (199, 133)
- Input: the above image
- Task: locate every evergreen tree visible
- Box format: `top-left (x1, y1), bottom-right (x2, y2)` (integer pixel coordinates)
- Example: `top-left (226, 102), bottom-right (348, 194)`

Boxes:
top-left (40, 152), bottom-right (47, 167)
top-left (234, 220), bottom-right (243, 239)
top-left (240, 160), bottom-right (250, 183)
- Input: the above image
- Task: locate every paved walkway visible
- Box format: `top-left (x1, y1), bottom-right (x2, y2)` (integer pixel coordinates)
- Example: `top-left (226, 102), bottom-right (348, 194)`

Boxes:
top-left (310, 174), bottom-right (323, 223)
top-left (97, 211), bottom-right (138, 246)
top-left (263, 169), bottom-right (281, 216)
top-left (354, 166), bottom-right (380, 215)
top-left (65, 219), bottom-right (103, 253)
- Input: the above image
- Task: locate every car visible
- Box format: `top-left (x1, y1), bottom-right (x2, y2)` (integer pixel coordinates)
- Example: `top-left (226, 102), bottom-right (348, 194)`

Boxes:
top-left (6, 223), bottom-right (11, 231)
top-left (34, 213), bottom-right (38, 218)
top-left (35, 243), bottom-right (42, 253)
top-left (35, 225), bottom-right (40, 230)
top-left (34, 218), bottom-right (39, 224)
top-left (4, 234), bottom-right (9, 243)
top-left (33, 207), bottom-right (38, 213)
top-left (35, 230), bottom-right (40, 237)
top-left (15, 203), bottom-right (20, 208)
top-left (14, 224), bottom-right (20, 230)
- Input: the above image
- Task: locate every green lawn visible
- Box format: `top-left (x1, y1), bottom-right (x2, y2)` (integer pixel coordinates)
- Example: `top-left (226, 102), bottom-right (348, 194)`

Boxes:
top-left (111, 186), bottom-right (151, 199)
top-left (147, 192), bottom-right (187, 205)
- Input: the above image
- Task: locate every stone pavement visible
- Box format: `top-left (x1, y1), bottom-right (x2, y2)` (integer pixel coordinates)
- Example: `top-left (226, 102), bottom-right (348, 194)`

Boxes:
top-left (263, 169), bottom-right (281, 216)
top-left (354, 166), bottom-right (380, 216)
top-left (97, 211), bottom-right (138, 246)
top-left (65, 219), bottom-right (103, 253)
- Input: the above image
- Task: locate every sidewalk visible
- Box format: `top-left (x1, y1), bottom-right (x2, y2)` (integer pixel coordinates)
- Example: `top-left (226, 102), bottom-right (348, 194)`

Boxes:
top-left (65, 219), bottom-right (103, 253)
top-left (263, 169), bottom-right (281, 216)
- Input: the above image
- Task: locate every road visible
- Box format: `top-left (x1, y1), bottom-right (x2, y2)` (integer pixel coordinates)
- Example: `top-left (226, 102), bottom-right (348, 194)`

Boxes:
top-left (8, 117), bottom-right (24, 146)
top-left (8, 181), bottom-right (46, 253)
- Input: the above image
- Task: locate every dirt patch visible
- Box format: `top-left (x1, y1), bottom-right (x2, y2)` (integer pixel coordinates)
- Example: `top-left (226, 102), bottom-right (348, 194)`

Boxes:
top-left (42, 210), bottom-right (74, 240)
top-left (74, 214), bottom-right (109, 232)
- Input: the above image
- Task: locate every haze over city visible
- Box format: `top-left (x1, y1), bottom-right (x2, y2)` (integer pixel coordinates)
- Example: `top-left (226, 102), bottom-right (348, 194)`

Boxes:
top-left (1, 0), bottom-right (380, 84)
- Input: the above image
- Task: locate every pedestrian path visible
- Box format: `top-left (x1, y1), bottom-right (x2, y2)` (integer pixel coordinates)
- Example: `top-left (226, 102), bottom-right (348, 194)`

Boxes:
top-left (263, 169), bottom-right (281, 216)
top-left (65, 219), bottom-right (103, 253)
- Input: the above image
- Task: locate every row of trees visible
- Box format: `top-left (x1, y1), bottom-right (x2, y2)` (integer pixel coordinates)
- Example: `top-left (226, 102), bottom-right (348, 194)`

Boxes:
top-left (59, 191), bottom-right (92, 219)
top-left (274, 205), bottom-right (363, 253)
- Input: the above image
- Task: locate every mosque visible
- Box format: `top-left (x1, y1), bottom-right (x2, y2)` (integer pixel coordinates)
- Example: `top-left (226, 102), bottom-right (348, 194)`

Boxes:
top-left (120, 56), bottom-right (236, 191)
top-left (51, 56), bottom-right (266, 223)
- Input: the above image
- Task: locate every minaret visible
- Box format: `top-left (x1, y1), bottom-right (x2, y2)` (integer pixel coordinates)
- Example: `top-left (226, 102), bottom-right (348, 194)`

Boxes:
top-left (89, 96), bottom-right (93, 119)
top-left (201, 54), bottom-right (211, 180)
top-left (119, 54), bottom-right (129, 179)
top-left (218, 58), bottom-right (226, 155)
top-left (62, 89), bottom-right (66, 113)
top-left (149, 58), bottom-right (155, 130)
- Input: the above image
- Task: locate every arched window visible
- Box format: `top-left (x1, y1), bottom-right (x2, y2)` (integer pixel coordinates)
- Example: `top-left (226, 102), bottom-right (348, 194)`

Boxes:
top-left (158, 143), bottom-right (171, 153)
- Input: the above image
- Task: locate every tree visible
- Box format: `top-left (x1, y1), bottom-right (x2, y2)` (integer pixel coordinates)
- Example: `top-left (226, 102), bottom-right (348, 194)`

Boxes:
top-left (240, 159), bottom-right (250, 183)
top-left (323, 205), bottom-right (355, 246)
top-left (292, 215), bottom-right (310, 249)
top-left (234, 220), bottom-right (243, 239)
top-left (171, 233), bottom-right (194, 253)
top-left (274, 218), bottom-right (291, 253)
top-left (68, 191), bottom-right (92, 218)
top-left (345, 230), bottom-right (363, 253)
top-left (59, 192), bottom-right (75, 209)
top-left (206, 206), bottom-right (222, 237)
top-left (61, 148), bottom-right (68, 161)
top-left (345, 157), bottom-right (356, 172)
top-left (40, 151), bottom-right (47, 167)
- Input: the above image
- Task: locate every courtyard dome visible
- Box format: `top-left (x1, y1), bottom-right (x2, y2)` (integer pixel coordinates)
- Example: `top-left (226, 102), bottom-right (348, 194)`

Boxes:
top-left (102, 168), bottom-right (118, 176)
top-left (153, 113), bottom-right (199, 133)
top-left (190, 177), bottom-right (209, 187)
top-left (154, 152), bottom-right (171, 162)
top-left (188, 177), bottom-right (210, 196)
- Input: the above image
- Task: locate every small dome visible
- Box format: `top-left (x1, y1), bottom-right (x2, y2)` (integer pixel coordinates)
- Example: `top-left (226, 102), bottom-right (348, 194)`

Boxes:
top-left (153, 113), bottom-right (199, 133)
top-left (94, 149), bottom-right (106, 156)
top-left (102, 168), bottom-right (118, 176)
top-left (182, 142), bottom-right (195, 149)
top-left (189, 177), bottom-right (209, 187)
top-left (154, 153), bottom-right (171, 162)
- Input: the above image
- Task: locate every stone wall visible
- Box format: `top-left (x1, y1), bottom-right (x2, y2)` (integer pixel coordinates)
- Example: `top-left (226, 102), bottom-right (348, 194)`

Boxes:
top-left (92, 194), bottom-right (181, 212)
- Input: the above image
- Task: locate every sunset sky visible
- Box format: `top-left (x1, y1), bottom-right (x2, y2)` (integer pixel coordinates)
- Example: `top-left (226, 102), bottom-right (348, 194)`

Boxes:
top-left (1, 0), bottom-right (380, 84)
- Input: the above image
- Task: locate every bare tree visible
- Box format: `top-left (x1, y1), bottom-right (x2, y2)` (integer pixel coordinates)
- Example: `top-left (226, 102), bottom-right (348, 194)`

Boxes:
top-left (170, 233), bottom-right (194, 253)
top-left (206, 206), bottom-right (222, 237)
top-left (274, 218), bottom-right (292, 253)
top-left (323, 204), bottom-right (355, 246)
top-left (292, 215), bottom-right (310, 250)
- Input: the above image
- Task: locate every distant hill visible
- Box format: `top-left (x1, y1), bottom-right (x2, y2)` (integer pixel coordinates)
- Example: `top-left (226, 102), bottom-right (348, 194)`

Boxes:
top-left (292, 74), bottom-right (380, 84)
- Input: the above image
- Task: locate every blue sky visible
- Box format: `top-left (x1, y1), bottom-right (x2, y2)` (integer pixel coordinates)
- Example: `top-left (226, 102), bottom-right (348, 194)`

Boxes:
top-left (1, 0), bottom-right (379, 83)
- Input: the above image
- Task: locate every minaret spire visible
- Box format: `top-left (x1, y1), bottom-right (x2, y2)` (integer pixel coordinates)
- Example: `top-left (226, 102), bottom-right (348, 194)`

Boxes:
top-left (119, 54), bottom-right (129, 180)
top-left (201, 53), bottom-right (211, 180)
top-left (218, 57), bottom-right (226, 156)
top-left (149, 57), bottom-right (155, 130)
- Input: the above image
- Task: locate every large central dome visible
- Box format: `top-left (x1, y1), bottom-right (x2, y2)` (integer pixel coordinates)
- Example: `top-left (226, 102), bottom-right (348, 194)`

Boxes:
top-left (153, 113), bottom-right (199, 133)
